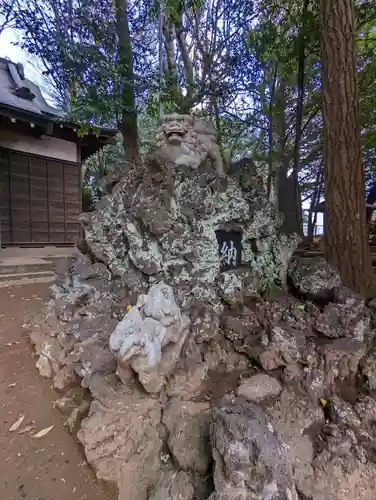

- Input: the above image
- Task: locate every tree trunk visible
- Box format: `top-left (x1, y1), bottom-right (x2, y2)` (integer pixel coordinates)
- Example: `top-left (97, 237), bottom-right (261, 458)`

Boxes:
top-left (291, 0), bottom-right (310, 237)
top-left (266, 65), bottom-right (278, 203)
top-left (163, 17), bottom-right (183, 111)
top-left (275, 79), bottom-right (302, 235)
top-left (307, 162), bottom-right (323, 240)
top-left (320, 0), bottom-right (375, 296)
top-left (114, 0), bottom-right (140, 165)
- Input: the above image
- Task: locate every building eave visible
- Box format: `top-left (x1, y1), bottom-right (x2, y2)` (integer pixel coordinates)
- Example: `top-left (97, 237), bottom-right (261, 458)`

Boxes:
top-left (0, 103), bottom-right (118, 161)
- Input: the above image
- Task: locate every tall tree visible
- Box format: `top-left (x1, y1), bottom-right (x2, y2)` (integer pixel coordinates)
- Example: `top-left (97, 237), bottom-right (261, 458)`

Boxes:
top-left (114, 0), bottom-right (140, 164)
top-left (290, 0), bottom-right (310, 236)
top-left (320, 0), bottom-right (375, 296)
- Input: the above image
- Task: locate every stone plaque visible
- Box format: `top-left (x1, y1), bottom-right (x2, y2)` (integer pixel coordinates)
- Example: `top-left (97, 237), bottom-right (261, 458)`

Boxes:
top-left (216, 230), bottom-right (242, 272)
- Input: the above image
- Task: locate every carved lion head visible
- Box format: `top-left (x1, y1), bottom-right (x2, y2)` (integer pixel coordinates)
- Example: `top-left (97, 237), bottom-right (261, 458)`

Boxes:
top-left (152, 114), bottom-right (222, 175)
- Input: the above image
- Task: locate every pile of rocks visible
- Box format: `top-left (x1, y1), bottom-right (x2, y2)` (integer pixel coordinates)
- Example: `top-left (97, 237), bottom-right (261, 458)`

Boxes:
top-left (27, 115), bottom-right (376, 500)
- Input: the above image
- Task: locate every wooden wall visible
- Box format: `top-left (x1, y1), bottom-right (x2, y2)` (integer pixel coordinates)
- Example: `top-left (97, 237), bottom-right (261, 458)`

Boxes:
top-left (0, 148), bottom-right (81, 247)
top-left (0, 129), bottom-right (79, 163)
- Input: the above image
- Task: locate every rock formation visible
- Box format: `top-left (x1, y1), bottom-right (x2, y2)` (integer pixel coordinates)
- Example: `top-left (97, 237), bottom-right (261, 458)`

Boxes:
top-left (26, 114), bottom-right (376, 500)
top-left (109, 282), bottom-right (191, 392)
top-left (210, 398), bottom-right (298, 500)
top-left (78, 112), bottom-right (298, 309)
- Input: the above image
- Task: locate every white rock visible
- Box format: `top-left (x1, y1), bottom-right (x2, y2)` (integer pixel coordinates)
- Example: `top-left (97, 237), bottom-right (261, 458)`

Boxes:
top-left (109, 282), bottom-right (190, 392)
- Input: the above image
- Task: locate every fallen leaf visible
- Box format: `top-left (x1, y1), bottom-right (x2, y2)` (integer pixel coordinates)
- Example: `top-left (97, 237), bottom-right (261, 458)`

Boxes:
top-left (9, 414), bottom-right (25, 432)
top-left (18, 425), bottom-right (36, 435)
top-left (33, 425), bottom-right (54, 438)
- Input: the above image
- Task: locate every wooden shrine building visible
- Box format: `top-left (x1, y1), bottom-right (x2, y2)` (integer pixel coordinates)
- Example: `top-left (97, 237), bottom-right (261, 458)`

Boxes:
top-left (0, 57), bottom-right (117, 248)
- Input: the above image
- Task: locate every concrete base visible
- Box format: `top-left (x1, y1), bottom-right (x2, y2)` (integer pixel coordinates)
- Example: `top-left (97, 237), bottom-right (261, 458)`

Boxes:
top-left (0, 247), bottom-right (76, 285)
top-left (0, 246), bottom-right (77, 259)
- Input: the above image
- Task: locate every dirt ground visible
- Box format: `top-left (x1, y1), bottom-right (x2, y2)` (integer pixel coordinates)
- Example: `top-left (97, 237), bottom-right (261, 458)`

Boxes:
top-left (0, 283), bottom-right (116, 500)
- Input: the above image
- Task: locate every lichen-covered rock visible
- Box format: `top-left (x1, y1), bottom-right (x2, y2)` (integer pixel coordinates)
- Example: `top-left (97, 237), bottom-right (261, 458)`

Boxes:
top-left (109, 282), bottom-right (190, 393)
top-left (162, 399), bottom-right (212, 475)
top-left (77, 380), bottom-right (163, 500)
top-left (354, 395), bottom-right (376, 424)
top-left (53, 364), bottom-right (78, 392)
top-left (314, 287), bottom-right (369, 341)
top-left (35, 353), bottom-right (54, 378)
top-left (302, 338), bottom-right (367, 398)
top-left (265, 390), bottom-right (324, 494)
top-left (210, 397), bottom-right (298, 500)
top-left (71, 337), bottom-right (117, 387)
top-left (64, 400), bottom-right (90, 434)
top-left (236, 373), bottom-right (282, 402)
top-left (167, 365), bottom-right (208, 401)
top-left (31, 334), bottom-right (62, 377)
top-left (257, 324), bottom-right (307, 371)
top-left (327, 396), bottom-right (362, 427)
top-left (217, 268), bottom-right (261, 305)
top-left (27, 254), bottom-right (119, 387)
top-left (54, 387), bottom-right (88, 415)
top-left (302, 460), bottom-right (376, 500)
top-left (265, 390), bottom-right (376, 500)
top-left (288, 256), bottom-right (341, 301)
top-left (78, 115), bottom-right (299, 310)
top-left (359, 343), bottom-right (376, 390)
top-left (148, 470), bottom-right (195, 500)
top-left (223, 294), bottom-right (315, 365)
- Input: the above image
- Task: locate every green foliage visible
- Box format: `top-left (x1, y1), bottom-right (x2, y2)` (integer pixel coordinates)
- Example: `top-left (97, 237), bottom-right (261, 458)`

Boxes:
top-left (82, 112), bottom-right (158, 205)
top-left (9, 0), bottom-right (156, 125)
top-left (82, 185), bottom-right (97, 212)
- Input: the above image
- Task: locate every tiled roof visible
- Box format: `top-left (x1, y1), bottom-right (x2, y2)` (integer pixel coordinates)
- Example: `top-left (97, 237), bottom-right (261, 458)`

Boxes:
top-left (0, 57), bottom-right (62, 119)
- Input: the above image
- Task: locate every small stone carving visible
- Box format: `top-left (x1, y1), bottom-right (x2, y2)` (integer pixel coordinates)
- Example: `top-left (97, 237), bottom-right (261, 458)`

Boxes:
top-left (109, 282), bottom-right (190, 393)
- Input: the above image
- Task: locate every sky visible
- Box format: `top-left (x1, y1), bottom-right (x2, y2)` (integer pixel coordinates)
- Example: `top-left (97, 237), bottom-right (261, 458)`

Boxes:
top-left (0, 27), bottom-right (56, 104)
top-left (0, 28), bottom-right (42, 83)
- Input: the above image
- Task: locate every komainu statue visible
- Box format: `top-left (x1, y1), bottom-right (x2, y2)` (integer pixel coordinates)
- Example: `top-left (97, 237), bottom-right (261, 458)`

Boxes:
top-left (150, 113), bottom-right (225, 177)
